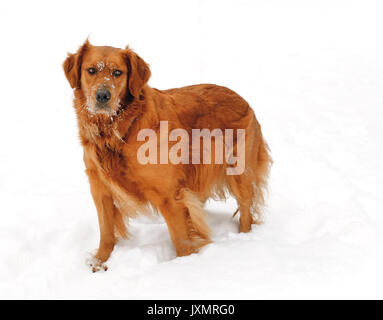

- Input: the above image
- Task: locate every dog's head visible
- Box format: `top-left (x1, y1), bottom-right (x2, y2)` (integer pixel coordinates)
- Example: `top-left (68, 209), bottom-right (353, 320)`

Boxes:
top-left (63, 40), bottom-right (151, 116)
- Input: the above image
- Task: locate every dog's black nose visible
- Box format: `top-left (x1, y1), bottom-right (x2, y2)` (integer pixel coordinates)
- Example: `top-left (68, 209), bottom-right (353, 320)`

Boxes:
top-left (95, 89), bottom-right (111, 104)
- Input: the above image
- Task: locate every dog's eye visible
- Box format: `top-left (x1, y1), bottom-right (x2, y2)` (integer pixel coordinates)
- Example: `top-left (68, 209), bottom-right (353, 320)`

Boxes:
top-left (87, 68), bottom-right (96, 75)
top-left (112, 70), bottom-right (122, 77)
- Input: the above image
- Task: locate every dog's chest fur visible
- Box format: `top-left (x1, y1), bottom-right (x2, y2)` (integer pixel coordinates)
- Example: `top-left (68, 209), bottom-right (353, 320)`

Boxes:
top-left (83, 126), bottom-right (148, 204)
top-left (95, 142), bottom-right (125, 177)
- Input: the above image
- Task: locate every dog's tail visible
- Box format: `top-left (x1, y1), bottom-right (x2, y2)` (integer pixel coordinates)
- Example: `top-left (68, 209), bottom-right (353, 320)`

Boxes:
top-left (252, 137), bottom-right (272, 223)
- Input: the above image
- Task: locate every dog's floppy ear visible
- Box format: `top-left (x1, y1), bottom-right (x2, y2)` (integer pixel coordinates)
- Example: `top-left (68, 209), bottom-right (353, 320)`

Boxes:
top-left (124, 47), bottom-right (151, 98)
top-left (63, 39), bottom-right (90, 89)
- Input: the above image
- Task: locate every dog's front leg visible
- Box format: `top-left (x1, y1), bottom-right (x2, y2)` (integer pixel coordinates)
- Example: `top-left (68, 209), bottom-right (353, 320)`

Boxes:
top-left (87, 170), bottom-right (116, 272)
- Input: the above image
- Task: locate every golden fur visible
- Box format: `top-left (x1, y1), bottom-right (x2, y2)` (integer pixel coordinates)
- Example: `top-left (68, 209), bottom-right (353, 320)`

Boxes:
top-left (63, 40), bottom-right (271, 271)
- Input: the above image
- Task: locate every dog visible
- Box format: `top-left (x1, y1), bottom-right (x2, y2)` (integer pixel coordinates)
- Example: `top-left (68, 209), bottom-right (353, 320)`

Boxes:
top-left (63, 40), bottom-right (271, 272)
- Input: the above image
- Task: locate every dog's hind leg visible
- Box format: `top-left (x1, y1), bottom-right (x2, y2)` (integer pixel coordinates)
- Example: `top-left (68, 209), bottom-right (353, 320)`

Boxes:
top-left (152, 189), bottom-right (211, 256)
top-left (227, 135), bottom-right (271, 233)
top-left (227, 174), bottom-right (256, 232)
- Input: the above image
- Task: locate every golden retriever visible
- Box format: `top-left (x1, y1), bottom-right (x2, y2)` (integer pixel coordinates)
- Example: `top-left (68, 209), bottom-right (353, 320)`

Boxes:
top-left (63, 40), bottom-right (271, 272)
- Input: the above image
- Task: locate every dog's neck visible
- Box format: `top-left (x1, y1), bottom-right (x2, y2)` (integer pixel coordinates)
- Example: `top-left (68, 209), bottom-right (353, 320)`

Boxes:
top-left (75, 95), bottom-right (144, 148)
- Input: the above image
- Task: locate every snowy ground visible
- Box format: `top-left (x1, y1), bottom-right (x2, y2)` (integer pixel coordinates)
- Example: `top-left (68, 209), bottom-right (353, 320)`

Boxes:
top-left (0, 0), bottom-right (383, 299)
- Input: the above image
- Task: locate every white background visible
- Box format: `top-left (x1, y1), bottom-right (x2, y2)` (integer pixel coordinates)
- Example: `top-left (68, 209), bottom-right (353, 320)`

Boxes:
top-left (0, 0), bottom-right (382, 299)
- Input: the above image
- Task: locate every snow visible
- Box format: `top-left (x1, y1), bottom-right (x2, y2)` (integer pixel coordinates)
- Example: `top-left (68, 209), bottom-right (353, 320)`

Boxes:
top-left (97, 61), bottom-right (105, 71)
top-left (1, 0), bottom-right (383, 299)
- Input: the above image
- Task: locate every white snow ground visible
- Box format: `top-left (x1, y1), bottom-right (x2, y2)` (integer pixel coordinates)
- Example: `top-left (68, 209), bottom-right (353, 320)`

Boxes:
top-left (0, 0), bottom-right (383, 299)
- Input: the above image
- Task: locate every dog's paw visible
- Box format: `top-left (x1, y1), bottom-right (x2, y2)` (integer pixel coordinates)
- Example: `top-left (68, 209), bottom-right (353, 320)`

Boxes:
top-left (86, 257), bottom-right (108, 273)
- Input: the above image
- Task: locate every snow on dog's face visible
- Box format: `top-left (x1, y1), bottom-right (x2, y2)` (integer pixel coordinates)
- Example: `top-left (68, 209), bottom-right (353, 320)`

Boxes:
top-left (63, 40), bottom-right (151, 117)
top-left (81, 48), bottom-right (127, 116)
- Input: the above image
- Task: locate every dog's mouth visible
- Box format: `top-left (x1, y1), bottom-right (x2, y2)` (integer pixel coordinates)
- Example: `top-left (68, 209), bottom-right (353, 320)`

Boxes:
top-left (95, 103), bottom-right (111, 112)
top-left (86, 99), bottom-right (119, 117)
